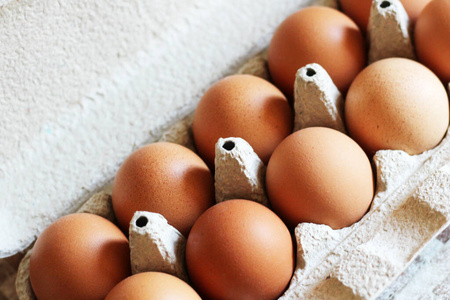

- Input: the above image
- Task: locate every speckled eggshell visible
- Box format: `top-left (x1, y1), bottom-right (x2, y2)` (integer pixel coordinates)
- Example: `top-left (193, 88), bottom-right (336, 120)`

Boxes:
top-left (105, 272), bottom-right (201, 300)
top-left (192, 74), bottom-right (293, 168)
top-left (112, 142), bottom-right (215, 237)
top-left (339, 0), bottom-right (431, 32)
top-left (29, 213), bottom-right (131, 300)
top-left (266, 127), bottom-right (374, 230)
top-left (267, 6), bottom-right (366, 98)
top-left (415, 0), bottom-right (450, 84)
top-left (186, 199), bottom-right (295, 300)
top-left (345, 58), bottom-right (449, 157)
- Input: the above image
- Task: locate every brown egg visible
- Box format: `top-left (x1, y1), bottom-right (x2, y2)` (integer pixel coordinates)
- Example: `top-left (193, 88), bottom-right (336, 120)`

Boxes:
top-left (415, 0), bottom-right (450, 84)
top-left (340, 0), bottom-right (431, 32)
top-left (105, 272), bottom-right (201, 300)
top-left (186, 199), bottom-right (295, 300)
top-left (266, 127), bottom-right (374, 230)
top-left (267, 6), bottom-right (366, 98)
top-left (29, 213), bottom-right (131, 300)
top-left (192, 74), bottom-right (293, 167)
top-left (112, 142), bottom-right (214, 237)
top-left (345, 58), bottom-right (449, 157)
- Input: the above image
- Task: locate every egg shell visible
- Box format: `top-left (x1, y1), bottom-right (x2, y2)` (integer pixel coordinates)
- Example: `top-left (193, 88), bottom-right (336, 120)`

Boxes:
top-left (105, 272), bottom-right (201, 300)
top-left (112, 142), bottom-right (215, 237)
top-left (345, 58), bottom-right (449, 157)
top-left (29, 213), bottom-right (131, 300)
top-left (266, 127), bottom-right (374, 230)
top-left (186, 199), bottom-right (295, 300)
top-left (339, 0), bottom-right (431, 32)
top-left (192, 74), bottom-right (293, 168)
top-left (415, 0), bottom-right (450, 84)
top-left (267, 6), bottom-right (366, 98)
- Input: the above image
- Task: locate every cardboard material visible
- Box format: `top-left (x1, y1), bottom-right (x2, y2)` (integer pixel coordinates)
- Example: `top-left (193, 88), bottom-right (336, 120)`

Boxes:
top-left (7, 0), bottom-right (450, 298)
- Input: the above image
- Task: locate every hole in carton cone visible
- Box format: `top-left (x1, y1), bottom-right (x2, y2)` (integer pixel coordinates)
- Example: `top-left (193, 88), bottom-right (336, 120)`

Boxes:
top-left (306, 68), bottom-right (316, 77)
top-left (380, 1), bottom-right (391, 8)
top-left (223, 140), bottom-right (235, 151)
top-left (136, 216), bottom-right (148, 228)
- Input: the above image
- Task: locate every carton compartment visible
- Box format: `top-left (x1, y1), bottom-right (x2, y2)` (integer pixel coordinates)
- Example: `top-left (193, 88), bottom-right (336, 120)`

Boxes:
top-left (13, 0), bottom-right (450, 298)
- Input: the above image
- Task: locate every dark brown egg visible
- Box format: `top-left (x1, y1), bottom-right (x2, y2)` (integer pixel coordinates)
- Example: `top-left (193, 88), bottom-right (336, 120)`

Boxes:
top-left (112, 142), bottom-right (214, 237)
top-left (186, 199), bottom-right (295, 300)
top-left (29, 213), bottom-right (131, 300)
top-left (192, 74), bottom-right (293, 168)
top-left (267, 6), bottom-right (366, 98)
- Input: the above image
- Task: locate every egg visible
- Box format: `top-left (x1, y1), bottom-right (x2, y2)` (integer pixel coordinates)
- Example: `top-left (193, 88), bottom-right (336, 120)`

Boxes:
top-left (186, 199), bottom-right (295, 300)
top-left (29, 213), bottom-right (131, 300)
top-left (415, 0), bottom-right (450, 84)
top-left (345, 58), bottom-right (449, 157)
top-left (112, 142), bottom-right (214, 237)
top-left (266, 127), bottom-right (374, 230)
top-left (339, 0), bottom-right (431, 32)
top-left (105, 272), bottom-right (201, 300)
top-left (192, 74), bottom-right (293, 167)
top-left (267, 6), bottom-right (366, 98)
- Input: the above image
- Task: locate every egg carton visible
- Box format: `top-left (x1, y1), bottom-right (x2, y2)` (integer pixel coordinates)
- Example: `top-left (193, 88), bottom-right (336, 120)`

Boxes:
top-left (15, 0), bottom-right (450, 299)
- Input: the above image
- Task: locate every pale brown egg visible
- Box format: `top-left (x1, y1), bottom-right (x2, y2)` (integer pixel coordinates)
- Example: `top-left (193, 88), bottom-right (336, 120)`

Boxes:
top-left (415, 0), bottom-right (450, 84)
top-left (345, 58), bottom-right (449, 157)
top-left (192, 74), bottom-right (293, 168)
top-left (112, 142), bottom-right (214, 237)
top-left (340, 0), bottom-right (431, 32)
top-left (186, 199), bottom-right (295, 300)
top-left (105, 272), bottom-right (201, 300)
top-left (29, 213), bottom-right (131, 300)
top-left (266, 127), bottom-right (374, 230)
top-left (267, 6), bottom-right (366, 98)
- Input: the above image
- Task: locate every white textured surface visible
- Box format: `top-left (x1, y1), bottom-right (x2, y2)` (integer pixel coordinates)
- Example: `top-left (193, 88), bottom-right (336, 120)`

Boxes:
top-left (386, 234), bottom-right (450, 299)
top-left (367, 0), bottom-right (416, 64)
top-left (0, 0), bottom-right (314, 257)
top-left (293, 63), bottom-right (346, 133)
top-left (129, 211), bottom-right (188, 282)
top-left (214, 137), bottom-right (268, 206)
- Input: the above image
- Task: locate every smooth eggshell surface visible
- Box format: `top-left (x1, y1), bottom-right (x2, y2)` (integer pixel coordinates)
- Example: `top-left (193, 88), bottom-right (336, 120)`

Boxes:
top-left (186, 199), bottom-right (295, 300)
top-left (267, 6), bottom-right (366, 98)
top-left (266, 127), bottom-right (374, 230)
top-left (415, 0), bottom-right (450, 84)
top-left (339, 0), bottom-right (431, 32)
top-left (29, 213), bottom-right (131, 300)
top-left (192, 74), bottom-right (293, 168)
top-left (105, 272), bottom-right (201, 300)
top-left (112, 142), bottom-right (215, 237)
top-left (345, 58), bottom-right (449, 157)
